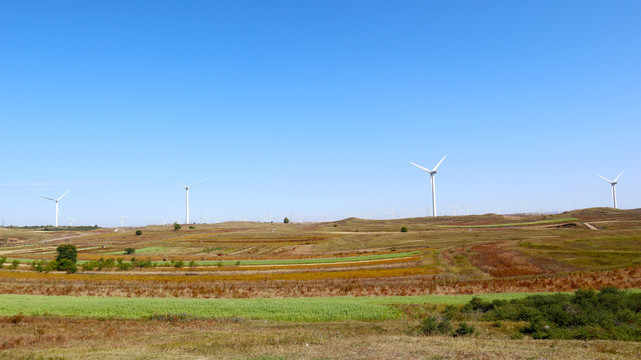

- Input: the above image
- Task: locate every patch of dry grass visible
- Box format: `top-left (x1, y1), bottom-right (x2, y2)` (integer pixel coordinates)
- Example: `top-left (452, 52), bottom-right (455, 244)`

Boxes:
top-left (1, 317), bottom-right (640, 359)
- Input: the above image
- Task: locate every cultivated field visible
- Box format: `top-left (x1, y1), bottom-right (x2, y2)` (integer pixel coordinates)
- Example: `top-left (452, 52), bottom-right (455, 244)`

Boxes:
top-left (1, 207), bottom-right (641, 359)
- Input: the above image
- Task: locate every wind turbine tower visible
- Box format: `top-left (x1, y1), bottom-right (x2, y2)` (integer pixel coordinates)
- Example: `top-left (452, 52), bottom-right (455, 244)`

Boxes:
top-left (170, 177), bottom-right (206, 224)
top-left (599, 171), bottom-right (624, 209)
top-left (410, 155), bottom-right (447, 217)
top-left (40, 190), bottom-right (70, 227)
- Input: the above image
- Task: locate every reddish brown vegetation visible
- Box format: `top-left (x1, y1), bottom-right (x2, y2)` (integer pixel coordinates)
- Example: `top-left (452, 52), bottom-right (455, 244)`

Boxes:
top-left (1, 265), bottom-right (641, 298)
top-left (468, 242), bottom-right (578, 277)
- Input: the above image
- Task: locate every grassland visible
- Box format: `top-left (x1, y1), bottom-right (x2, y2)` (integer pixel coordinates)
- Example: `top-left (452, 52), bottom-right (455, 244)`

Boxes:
top-left (0, 292), bottom-right (548, 321)
top-left (1, 207), bottom-right (641, 359)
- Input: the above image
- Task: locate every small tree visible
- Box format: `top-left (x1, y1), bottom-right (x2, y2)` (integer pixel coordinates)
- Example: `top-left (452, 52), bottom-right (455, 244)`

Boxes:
top-left (174, 223), bottom-right (181, 231)
top-left (283, 217), bottom-right (290, 224)
top-left (56, 244), bottom-right (77, 263)
top-left (56, 259), bottom-right (77, 273)
top-left (135, 230), bottom-right (142, 236)
top-left (124, 248), bottom-right (135, 255)
top-left (401, 227), bottom-right (408, 232)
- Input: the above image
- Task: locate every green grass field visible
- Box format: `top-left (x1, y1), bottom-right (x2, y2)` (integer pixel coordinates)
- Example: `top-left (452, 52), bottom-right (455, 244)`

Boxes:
top-left (0, 292), bottom-right (552, 322)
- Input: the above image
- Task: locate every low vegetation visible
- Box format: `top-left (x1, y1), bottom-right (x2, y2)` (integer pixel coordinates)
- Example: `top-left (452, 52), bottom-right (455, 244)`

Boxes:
top-left (418, 287), bottom-right (641, 341)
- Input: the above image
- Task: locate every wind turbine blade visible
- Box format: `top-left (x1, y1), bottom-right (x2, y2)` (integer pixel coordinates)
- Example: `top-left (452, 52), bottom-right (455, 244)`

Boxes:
top-left (189, 178), bottom-right (207, 188)
top-left (432, 155), bottom-right (447, 171)
top-left (40, 196), bottom-right (55, 201)
top-left (168, 177), bottom-right (187, 188)
top-left (409, 162), bottom-right (431, 172)
top-left (614, 171), bottom-right (624, 182)
top-left (598, 175), bottom-right (613, 183)
top-left (57, 190), bottom-right (70, 201)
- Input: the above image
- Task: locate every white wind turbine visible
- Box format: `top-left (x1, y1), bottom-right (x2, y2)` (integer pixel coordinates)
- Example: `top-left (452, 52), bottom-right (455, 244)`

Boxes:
top-left (170, 177), bottom-right (206, 224)
top-left (599, 171), bottom-right (624, 209)
top-left (40, 190), bottom-right (70, 227)
top-left (67, 216), bottom-right (78, 227)
top-left (410, 155), bottom-right (447, 217)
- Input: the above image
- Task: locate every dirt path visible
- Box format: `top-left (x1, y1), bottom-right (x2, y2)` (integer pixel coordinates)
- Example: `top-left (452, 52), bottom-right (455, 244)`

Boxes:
top-left (40, 233), bottom-right (93, 243)
top-left (583, 222), bottom-right (599, 230)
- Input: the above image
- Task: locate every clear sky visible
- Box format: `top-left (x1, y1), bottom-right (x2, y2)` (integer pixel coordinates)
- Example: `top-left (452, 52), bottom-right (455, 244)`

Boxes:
top-left (1, 1), bottom-right (639, 227)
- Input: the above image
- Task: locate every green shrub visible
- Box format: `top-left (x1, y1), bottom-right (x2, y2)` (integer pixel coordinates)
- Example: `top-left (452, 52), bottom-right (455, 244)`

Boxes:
top-left (56, 258), bottom-right (77, 273)
top-left (189, 225), bottom-right (195, 229)
top-left (130, 257), bottom-right (155, 269)
top-left (0, 256), bottom-right (6, 268)
top-left (174, 223), bottom-right (181, 231)
top-left (56, 244), bottom-right (77, 263)
top-left (400, 227), bottom-right (408, 232)
top-left (189, 260), bottom-right (196, 268)
top-left (9, 259), bottom-right (20, 269)
top-left (82, 258), bottom-right (116, 271)
top-left (32, 260), bottom-right (50, 272)
top-left (172, 260), bottom-right (184, 268)
top-left (125, 248), bottom-right (136, 255)
top-left (419, 316), bottom-right (452, 336)
top-left (135, 230), bottom-right (142, 236)
top-left (284, 217), bottom-right (290, 224)
top-left (467, 287), bottom-right (641, 341)
top-left (454, 322), bottom-right (475, 337)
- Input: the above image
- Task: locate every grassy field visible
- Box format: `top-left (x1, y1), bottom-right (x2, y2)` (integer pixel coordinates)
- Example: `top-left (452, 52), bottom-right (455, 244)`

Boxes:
top-left (1, 208), bottom-right (641, 358)
top-left (0, 292), bottom-right (547, 321)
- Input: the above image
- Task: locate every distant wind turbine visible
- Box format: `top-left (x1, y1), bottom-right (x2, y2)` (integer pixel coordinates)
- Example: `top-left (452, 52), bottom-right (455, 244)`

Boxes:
top-left (67, 216), bottom-right (78, 227)
top-left (599, 171), bottom-right (624, 209)
top-left (40, 190), bottom-right (70, 227)
top-left (410, 155), bottom-right (447, 217)
top-left (170, 177), bottom-right (206, 224)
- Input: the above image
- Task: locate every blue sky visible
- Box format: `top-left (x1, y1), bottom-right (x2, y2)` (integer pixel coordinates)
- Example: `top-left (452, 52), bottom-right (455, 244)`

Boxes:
top-left (1, 1), bottom-right (639, 226)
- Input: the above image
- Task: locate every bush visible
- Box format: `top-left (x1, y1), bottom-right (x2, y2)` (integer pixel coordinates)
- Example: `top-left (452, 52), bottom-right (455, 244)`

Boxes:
top-left (174, 223), bottom-right (181, 231)
top-left (419, 316), bottom-right (453, 336)
top-left (0, 256), bottom-right (6, 268)
top-left (81, 258), bottom-right (116, 271)
top-left (189, 260), bottom-right (196, 268)
top-left (55, 258), bottom-right (77, 273)
top-left (135, 230), bottom-right (142, 236)
top-left (284, 217), bottom-right (290, 224)
top-left (130, 257), bottom-right (155, 269)
top-left (172, 260), bottom-right (184, 268)
top-left (467, 287), bottom-right (641, 341)
top-left (116, 260), bottom-right (131, 270)
top-left (125, 248), bottom-right (136, 255)
top-left (454, 322), bottom-right (475, 337)
top-left (400, 227), bottom-right (408, 232)
top-left (9, 259), bottom-right (20, 269)
top-left (189, 225), bottom-right (195, 229)
top-left (56, 244), bottom-right (77, 263)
